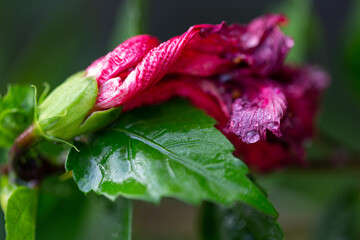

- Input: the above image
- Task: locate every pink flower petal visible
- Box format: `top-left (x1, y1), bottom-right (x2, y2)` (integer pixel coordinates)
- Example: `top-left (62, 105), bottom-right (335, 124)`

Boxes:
top-left (231, 14), bottom-right (294, 76)
top-left (227, 132), bottom-right (301, 171)
top-left (168, 14), bottom-right (293, 79)
top-left (86, 56), bottom-right (105, 77)
top-left (280, 65), bottom-right (330, 143)
top-left (95, 35), bottom-right (160, 85)
top-left (123, 78), bottom-right (230, 127)
top-left (229, 83), bottom-right (287, 144)
top-left (169, 50), bottom-right (233, 77)
top-left (95, 24), bottom-right (224, 109)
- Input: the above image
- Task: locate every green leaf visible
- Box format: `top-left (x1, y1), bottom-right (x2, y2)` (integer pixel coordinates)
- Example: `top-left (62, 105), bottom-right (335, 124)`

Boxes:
top-left (66, 99), bottom-right (277, 216)
top-left (0, 85), bottom-right (35, 148)
top-left (0, 177), bottom-right (38, 240)
top-left (200, 202), bottom-right (283, 240)
top-left (0, 177), bottom-right (16, 212)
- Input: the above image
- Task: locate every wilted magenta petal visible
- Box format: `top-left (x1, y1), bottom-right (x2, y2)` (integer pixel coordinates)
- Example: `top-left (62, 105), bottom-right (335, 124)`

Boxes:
top-left (234, 14), bottom-right (294, 75)
top-left (169, 14), bottom-right (293, 78)
top-left (241, 141), bottom-right (295, 171)
top-left (279, 65), bottom-right (329, 142)
top-left (95, 24), bottom-right (224, 109)
top-left (239, 26), bottom-right (294, 76)
top-left (237, 14), bottom-right (288, 49)
top-left (93, 16), bottom-right (293, 110)
top-left (227, 132), bottom-right (301, 171)
top-left (229, 83), bottom-right (287, 144)
top-left (82, 14), bottom-right (329, 172)
top-left (95, 35), bottom-right (160, 85)
top-left (169, 50), bottom-right (233, 77)
top-left (123, 78), bottom-right (230, 127)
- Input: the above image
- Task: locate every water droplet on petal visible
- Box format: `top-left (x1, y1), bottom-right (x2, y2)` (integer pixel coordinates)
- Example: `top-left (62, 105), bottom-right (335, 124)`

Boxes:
top-left (267, 122), bottom-right (279, 130)
top-left (266, 115), bottom-right (272, 120)
top-left (245, 131), bottom-right (260, 144)
top-left (253, 122), bottom-right (259, 127)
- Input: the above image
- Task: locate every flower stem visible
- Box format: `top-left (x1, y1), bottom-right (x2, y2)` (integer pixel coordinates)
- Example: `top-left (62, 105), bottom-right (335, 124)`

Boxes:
top-left (8, 124), bottom-right (38, 178)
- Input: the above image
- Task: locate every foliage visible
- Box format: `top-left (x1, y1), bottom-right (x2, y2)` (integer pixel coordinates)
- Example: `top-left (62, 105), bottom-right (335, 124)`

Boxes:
top-left (66, 99), bottom-right (276, 216)
top-left (0, 177), bottom-right (37, 240)
top-left (0, 85), bottom-right (34, 148)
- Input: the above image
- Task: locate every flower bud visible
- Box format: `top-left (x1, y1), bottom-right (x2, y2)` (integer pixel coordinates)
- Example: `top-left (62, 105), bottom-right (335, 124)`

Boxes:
top-left (36, 71), bottom-right (121, 140)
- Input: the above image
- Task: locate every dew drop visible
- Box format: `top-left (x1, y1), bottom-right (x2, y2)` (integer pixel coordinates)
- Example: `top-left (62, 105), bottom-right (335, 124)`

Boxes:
top-left (267, 122), bottom-right (279, 130)
top-left (266, 115), bottom-right (272, 120)
top-left (253, 122), bottom-right (259, 127)
top-left (245, 131), bottom-right (260, 144)
top-left (233, 103), bottom-right (243, 111)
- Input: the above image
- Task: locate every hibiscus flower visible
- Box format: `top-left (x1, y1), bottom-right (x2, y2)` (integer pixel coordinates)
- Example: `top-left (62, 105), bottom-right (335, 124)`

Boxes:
top-left (85, 14), bottom-right (329, 171)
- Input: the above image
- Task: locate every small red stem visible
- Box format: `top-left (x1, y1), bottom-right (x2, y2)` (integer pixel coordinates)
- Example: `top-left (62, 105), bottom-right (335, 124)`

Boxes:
top-left (13, 124), bottom-right (37, 149)
top-left (8, 124), bottom-right (37, 173)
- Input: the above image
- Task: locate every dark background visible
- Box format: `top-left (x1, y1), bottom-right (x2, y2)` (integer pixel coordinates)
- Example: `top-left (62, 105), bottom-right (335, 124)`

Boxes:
top-left (1, 0), bottom-right (359, 239)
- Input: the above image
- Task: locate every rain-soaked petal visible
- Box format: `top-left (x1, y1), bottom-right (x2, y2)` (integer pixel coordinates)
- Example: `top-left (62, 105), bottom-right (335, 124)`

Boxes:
top-left (230, 14), bottom-right (294, 76)
top-left (169, 14), bottom-right (293, 78)
top-left (229, 83), bottom-right (287, 144)
top-left (279, 65), bottom-right (329, 143)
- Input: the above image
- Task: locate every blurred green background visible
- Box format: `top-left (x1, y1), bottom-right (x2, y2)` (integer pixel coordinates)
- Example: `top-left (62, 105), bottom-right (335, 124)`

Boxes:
top-left (1, 0), bottom-right (360, 239)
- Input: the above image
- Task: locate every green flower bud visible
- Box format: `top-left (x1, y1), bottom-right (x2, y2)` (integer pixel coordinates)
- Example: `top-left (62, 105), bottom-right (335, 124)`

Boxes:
top-left (35, 72), bottom-right (121, 141)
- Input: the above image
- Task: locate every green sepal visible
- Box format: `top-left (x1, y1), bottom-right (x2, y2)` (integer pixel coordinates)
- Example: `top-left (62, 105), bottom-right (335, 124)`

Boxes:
top-left (35, 71), bottom-right (122, 141)
top-left (73, 107), bottom-right (122, 137)
top-left (36, 71), bottom-right (98, 140)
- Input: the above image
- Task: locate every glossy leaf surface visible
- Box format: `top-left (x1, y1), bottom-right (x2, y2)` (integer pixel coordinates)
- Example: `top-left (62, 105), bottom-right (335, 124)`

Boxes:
top-left (66, 100), bottom-right (276, 216)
